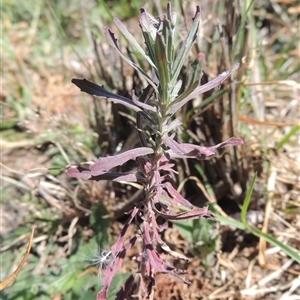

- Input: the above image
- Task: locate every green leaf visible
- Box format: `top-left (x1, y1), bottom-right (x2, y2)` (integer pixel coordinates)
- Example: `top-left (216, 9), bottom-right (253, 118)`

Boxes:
top-left (233, 0), bottom-right (256, 61)
top-left (113, 17), bottom-right (157, 70)
top-left (170, 6), bottom-right (200, 87)
top-left (89, 204), bottom-right (111, 246)
top-left (142, 30), bottom-right (156, 64)
top-left (139, 8), bottom-right (158, 63)
top-left (104, 27), bottom-right (157, 92)
top-left (171, 53), bottom-right (204, 106)
top-left (71, 272), bottom-right (94, 296)
top-left (50, 267), bottom-right (81, 293)
top-left (186, 89), bottom-right (227, 121)
top-left (0, 118), bottom-right (19, 129)
top-left (186, 53), bottom-right (204, 89)
top-left (154, 32), bottom-right (170, 104)
top-left (107, 273), bottom-right (131, 300)
top-left (173, 219), bottom-right (194, 241)
top-left (169, 79), bottom-right (182, 102)
top-left (162, 17), bottom-right (174, 67)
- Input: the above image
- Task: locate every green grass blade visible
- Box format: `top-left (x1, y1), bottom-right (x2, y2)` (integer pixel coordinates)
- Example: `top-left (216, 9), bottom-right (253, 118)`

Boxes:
top-left (241, 173), bottom-right (257, 229)
top-left (214, 173), bottom-right (300, 263)
top-left (276, 125), bottom-right (300, 150)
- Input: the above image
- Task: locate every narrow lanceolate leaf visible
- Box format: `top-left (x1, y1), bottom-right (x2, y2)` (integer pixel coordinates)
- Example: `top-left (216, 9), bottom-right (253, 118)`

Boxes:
top-left (98, 235), bottom-right (138, 300)
top-left (97, 206), bottom-right (140, 300)
top-left (104, 27), bottom-right (157, 92)
top-left (163, 135), bottom-right (243, 160)
top-left (154, 32), bottom-right (170, 104)
top-left (170, 6), bottom-right (201, 87)
top-left (143, 222), bottom-right (189, 284)
top-left (162, 17), bottom-right (174, 65)
top-left (185, 53), bottom-right (205, 91)
top-left (131, 89), bottom-right (156, 112)
top-left (138, 84), bottom-right (156, 107)
top-left (72, 78), bottom-right (142, 112)
top-left (139, 8), bottom-right (159, 63)
top-left (113, 17), bottom-right (157, 70)
top-left (162, 117), bottom-right (182, 135)
top-left (169, 79), bottom-right (182, 102)
top-left (67, 168), bottom-right (145, 183)
top-left (170, 53), bottom-right (204, 106)
top-left (162, 182), bottom-right (194, 209)
top-left (167, 63), bottom-right (240, 116)
top-left (88, 147), bottom-right (153, 171)
top-left (67, 148), bottom-right (154, 180)
top-left (139, 8), bottom-right (160, 41)
top-left (208, 137), bottom-right (245, 151)
top-left (163, 136), bottom-right (215, 159)
top-left (72, 79), bottom-right (154, 122)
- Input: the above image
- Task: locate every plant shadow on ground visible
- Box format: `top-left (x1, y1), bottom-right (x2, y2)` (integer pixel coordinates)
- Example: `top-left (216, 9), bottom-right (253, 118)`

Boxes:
top-left (1, 0), bottom-right (299, 299)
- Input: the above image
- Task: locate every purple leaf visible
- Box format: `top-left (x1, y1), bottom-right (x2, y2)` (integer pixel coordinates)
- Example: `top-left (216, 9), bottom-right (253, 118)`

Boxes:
top-left (163, 136), bottom-right (215, 159)
top-left (131, 89), bottom-right (157, 112)
top-left (162, 182), bottom-right (194, 209)
top-left (160, 243), bottom-right (190, 261)
top-left (143, 222), bottom-right (175, 273)
top-left (98, 206), bottom-right (140, 300)
top-left (208, 136), bottom-right (245, 150)
top-left (98, 237), bottom-right (137, 300)
top-left (149, 209), bottom-right (164, 245)
top-left (111, 206), bottom-right (140, 256)
top-left (90, 148), bottom-right (153, 174)
top-left (67, 165), bottom-right (92, 180)
top-left (143, 222), bottom-right (190, 284)
top-left (167, 63), bottom-right (240, 116)
top-left (67, 167), bottom-right (145, 182)
top-left (67, 148), bottom-right (154, 180)
top-left (72, 78), bottom-right (144, 113)
top-left (163, 136), bottom-right (243, 160)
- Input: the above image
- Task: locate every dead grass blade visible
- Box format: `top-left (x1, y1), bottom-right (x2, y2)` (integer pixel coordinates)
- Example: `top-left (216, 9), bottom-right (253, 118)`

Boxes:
top-left (0, 226), bottom-right (35, 290)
